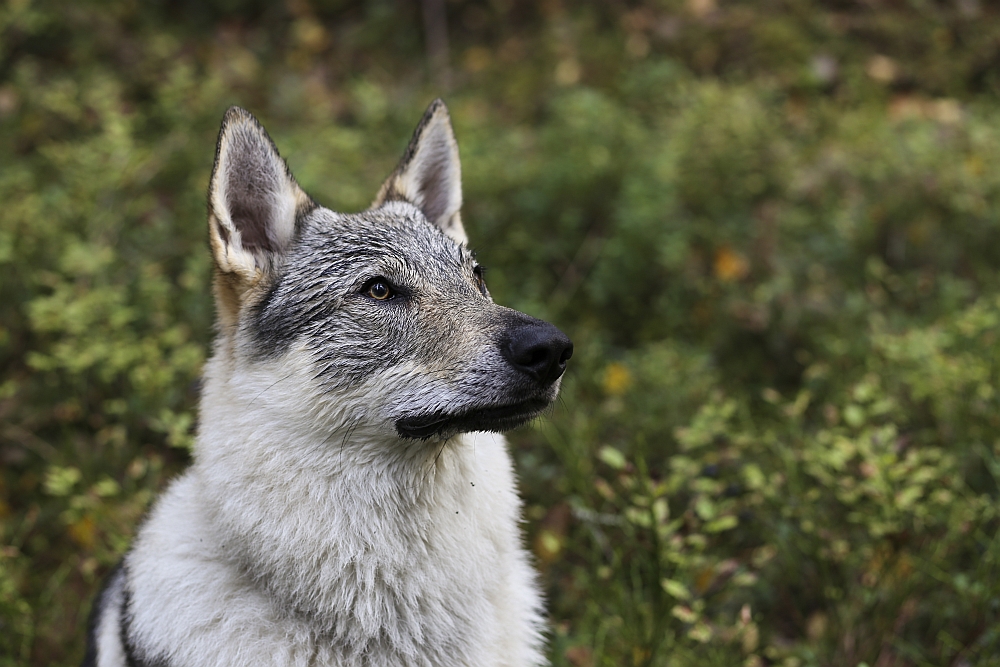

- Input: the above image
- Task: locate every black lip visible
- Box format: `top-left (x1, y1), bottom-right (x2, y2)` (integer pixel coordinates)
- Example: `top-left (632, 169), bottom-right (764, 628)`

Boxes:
top-left (395, 398), bottom-right (550, 440)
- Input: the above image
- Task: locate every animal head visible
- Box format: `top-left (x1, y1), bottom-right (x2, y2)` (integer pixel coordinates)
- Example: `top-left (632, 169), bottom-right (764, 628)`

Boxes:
top-left (205, 100), bottom-right (572, 442)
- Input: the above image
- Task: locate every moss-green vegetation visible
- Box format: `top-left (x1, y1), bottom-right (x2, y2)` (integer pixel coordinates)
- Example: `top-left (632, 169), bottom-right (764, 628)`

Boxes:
top-left (4, 1), bottom-right (1000, 665)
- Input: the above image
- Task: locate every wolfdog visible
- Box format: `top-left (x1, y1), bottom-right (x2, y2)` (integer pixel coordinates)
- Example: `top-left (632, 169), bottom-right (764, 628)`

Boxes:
top-left (82, 100), bottom-right (572, 667)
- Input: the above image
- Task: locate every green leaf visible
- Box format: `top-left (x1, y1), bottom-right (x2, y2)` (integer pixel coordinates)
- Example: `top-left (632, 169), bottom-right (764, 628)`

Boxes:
top-left (661, 578), bottom-right (692, 600)
top-left (43, 466), bottom-right (82, 497)
top-left (597, 446), bottom-right (627, 470)
top-left (705, 515), bottom-right (739, 533)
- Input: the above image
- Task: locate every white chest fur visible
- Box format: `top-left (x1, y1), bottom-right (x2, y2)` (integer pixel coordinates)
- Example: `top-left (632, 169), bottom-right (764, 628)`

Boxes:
top-left (123, 425), bottom-right (545, 667)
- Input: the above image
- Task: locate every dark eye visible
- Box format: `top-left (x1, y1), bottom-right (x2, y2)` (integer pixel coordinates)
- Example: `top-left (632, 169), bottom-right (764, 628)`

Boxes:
top-left (473, 265), bottom-right (488, 296)
top-left (365, 280), bottom-right (394, 301)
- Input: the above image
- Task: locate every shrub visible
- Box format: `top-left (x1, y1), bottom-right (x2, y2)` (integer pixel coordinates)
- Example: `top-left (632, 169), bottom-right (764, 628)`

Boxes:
top-left (4, 1), bottom-right (1000, 665)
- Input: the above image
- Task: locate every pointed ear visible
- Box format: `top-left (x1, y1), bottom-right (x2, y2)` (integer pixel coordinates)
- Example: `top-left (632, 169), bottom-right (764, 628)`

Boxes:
top-left (208, 107), bottom-right (315, 282)
top-left (372, 99), bottom-right (467, 244)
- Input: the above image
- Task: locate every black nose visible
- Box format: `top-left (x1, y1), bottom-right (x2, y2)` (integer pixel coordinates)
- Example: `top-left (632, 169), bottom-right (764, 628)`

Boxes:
top-left (502, 318), bottom-right (573, 384)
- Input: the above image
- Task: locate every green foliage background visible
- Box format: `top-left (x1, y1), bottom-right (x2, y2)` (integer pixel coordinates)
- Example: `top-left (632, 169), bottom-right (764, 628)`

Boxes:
top-left (3, 1), bottom-right (1000, 665)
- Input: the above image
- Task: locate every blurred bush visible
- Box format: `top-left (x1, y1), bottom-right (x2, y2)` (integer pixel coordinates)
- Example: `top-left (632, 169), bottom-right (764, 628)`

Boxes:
top-left (3, 0), bottom-right (1000, 665)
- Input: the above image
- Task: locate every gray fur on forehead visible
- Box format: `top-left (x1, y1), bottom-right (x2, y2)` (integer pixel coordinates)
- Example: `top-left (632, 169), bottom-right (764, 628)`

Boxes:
top-left (296, 204), bottom-right (475, 280)
top-left (290, 204), bottom-right (475, 291)
top-left (246, 202), bottom-right (479, 363)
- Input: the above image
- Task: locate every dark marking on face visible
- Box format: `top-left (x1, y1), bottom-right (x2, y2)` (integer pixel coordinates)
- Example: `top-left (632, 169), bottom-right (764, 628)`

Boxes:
top-left (247, 205), bottom-right (489, 386)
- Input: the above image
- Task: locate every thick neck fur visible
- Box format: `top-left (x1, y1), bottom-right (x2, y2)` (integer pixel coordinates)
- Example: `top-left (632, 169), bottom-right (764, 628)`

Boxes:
top-left (188, 338), bottom-right (529, 663)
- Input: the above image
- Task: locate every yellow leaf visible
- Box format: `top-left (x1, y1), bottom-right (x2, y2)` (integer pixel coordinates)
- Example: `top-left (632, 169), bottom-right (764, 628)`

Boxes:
top-left (602, 363), bottom-right (632, 395)
top-left (69, 516), bottom-right (96, 549)
top-left (713, 246), bottom-right (749, 282)
top-left (534, 529), bottom-right (562, 563)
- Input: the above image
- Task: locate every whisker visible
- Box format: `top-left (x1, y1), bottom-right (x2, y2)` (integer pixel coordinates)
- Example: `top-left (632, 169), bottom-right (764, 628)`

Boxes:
top-left (249, 372), bottom-right (297, 406)
top-left (340, 417), bottom-right (362, 467)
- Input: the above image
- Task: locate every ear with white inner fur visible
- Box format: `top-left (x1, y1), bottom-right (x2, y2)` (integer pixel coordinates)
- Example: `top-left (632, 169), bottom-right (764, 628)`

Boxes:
top-left (372, 99), bottom-right (467, 244)
top-left (208, 106), bottom-right (314, 281)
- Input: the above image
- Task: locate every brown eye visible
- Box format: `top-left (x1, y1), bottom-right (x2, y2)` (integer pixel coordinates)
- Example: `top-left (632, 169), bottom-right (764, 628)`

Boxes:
top-left (367, 281), bottom-right (392, 300)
